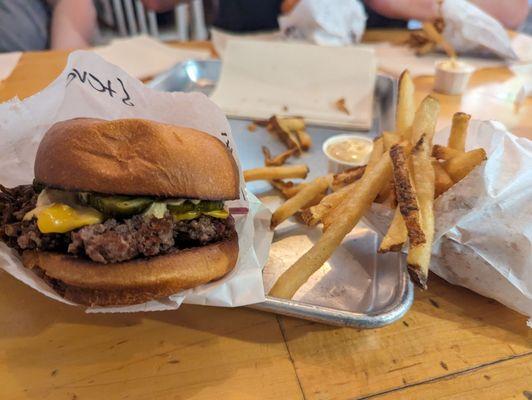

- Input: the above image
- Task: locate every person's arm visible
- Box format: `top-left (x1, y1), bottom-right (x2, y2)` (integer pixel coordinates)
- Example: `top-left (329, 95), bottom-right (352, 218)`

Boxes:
top-left (48, 0), bottom-right (97, 50)
top-left (365, 0), bottom-right (529, 29)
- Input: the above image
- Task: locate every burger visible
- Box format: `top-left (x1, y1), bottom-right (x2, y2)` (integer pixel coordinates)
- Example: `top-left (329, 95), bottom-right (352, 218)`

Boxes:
top-left (0, 118), bottom-right (240, 306)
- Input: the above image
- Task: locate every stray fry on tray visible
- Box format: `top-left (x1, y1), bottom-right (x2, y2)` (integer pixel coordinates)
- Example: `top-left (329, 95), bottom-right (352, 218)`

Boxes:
top-left (334, 98), bottom-right (350, 115)
top-left (269, 152), bottom-right (393, 299)
top-left (443, 148), bottom-right (487, 182)
top-left (270, 180), bottom-right (306, 198)
top-left (390, 144), bottom-right (425, 247)
top-left (247, 122), bottom-right (257, 132)
top-left (262, 146), bottom-right (298, 166)
top-left (270, 175), bottom-right (332, 228)
top-left (244, 165), bottom-right (309, 182)
top-left (448, 112), bottom-right (471, 152)
top-left (406, 135), bottom-right (435, 288)
top-left (268, 116), bottom-right (312, 151)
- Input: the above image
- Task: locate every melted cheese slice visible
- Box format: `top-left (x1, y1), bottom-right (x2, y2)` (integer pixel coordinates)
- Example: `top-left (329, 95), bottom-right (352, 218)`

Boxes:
top-left (31, 203), bottom-right (103, 234)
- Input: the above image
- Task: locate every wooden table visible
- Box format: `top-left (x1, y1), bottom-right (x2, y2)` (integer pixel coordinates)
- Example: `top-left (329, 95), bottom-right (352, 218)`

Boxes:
top-left (1, 37), bottom-right (531, 400)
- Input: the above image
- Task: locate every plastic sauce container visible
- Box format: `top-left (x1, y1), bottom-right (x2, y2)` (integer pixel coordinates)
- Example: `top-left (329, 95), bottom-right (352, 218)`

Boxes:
top-left (322, 134), bottom-right (373, 173)
top-left (434, 59), bottom-right (475, 95)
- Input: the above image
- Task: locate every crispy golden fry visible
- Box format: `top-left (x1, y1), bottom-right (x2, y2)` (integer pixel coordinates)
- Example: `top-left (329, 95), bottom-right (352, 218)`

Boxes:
top-left (334, 97), bottom-right (350, 115)
top-left (432, 144), bottom-right (463, 161)
top-left (244, 165), bottom-right (309, 182)
top-left (395, 70), bottom-right (415, 138)
top-left (300, 182), bottom-right (353, 226)
top-left (406, 135), bottom-right (435, 289)
top-left (376, 133), bottom-right (402, 202)
top-left (271, 176), bottom-right (332, 228)
top-left (270, 180), bottom-right (306, 198)
top-left (368, 137), bottom-right (384, 170)
top-left (331, 166), bottom-right (365, 191)
top-left (443, 148), bottom-right (487, 183)
top-left (268, 116), bottom-right (312, 151)
top-left (448, 112), bottom-right (471, 152)
top-left (410, 95), bottom-right (440, 145)
top-left (432, 159), bottom-right (454, 197)
top-left (390, 144), bottom-right (425, 247)
top-left (262, 146), bottom-right (298, 167)
top-left (379, 207), bottom-right (407, 252)
top-left (253, 119), bottom-right (270, 127)
top-left (269, 153), bottom-right (393, 299)
top-left (383, 131), bottom-right (402, 151)
top-left (294, 127), bottom-right (312, 151)
top-left (422, 22), bottom-right (456, 59)
top-left (247, 122), bottom-right (257, 132)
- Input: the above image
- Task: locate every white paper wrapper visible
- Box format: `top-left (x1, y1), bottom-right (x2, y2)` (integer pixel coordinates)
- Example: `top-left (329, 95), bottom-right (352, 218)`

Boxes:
top-left (365, 120), bottom-right (532, 323)
top-left (278, 0), bottom-right (366, 46)
top-left (0, 51), bottom-right (273, 313)
top-left (441, 0), bottom-right (517, 60)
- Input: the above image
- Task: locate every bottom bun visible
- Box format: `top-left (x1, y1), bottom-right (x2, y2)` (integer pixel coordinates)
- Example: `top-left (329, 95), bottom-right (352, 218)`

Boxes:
top-left (22, 235), bottom-right (238, 306)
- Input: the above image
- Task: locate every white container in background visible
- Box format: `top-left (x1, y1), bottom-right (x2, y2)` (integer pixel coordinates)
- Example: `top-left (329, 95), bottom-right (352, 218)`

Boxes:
top-left (434, 59), bottom-right (475, 95)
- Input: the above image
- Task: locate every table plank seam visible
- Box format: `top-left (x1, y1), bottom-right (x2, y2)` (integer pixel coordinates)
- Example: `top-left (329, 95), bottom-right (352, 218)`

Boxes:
top-left (353, 350), bottom-right (532, 400)
top-left (277, 316), bottom-right (308, 400)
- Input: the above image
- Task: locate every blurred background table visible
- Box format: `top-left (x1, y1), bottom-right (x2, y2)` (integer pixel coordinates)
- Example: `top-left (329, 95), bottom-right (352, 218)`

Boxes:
top-left (0, 33), bottom-right (531, 400)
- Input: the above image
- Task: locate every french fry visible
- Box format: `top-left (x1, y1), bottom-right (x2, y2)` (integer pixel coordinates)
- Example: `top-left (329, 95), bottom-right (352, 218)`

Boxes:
top-left (368, 137), bottom-right (384, 170)
top-left (244, 165), bottom-right (309, 182)
top-left (410, 95), bottom-right (440, 145)
top-left (422, 22), bottom-right (456, 59)
top-left (432, 159), bottom-right (454, 197)
top-left (270, 180), bottom-right (306, 198)
top-left (383, 131), bottom-right (402, 151)
top-left (379, 207), bottom-right (407, 252)
top-left (390, 144), bottom-right (425, 247)
top-left (262, 146), bottom-right (298, 166)
top-left (300, 182), bottom-right (353, 226)
top-left (406, 135), bottom-right (435, 288)
top-left (443, 148), bottom-right (487, 182)
top-left (377, 133), bottom-right (402, 202)
top-left (334, 97), bottom-right (350, 115)
top-left (271, 176), bottom-right (332, 229)
top-left (331, 166), bottom-right (365, 191)
top-left (448, 112), bottom-right (471, 152)
top-left (269, 153), bottom-right (393, 299)
top-left (432, 144), bottom-right (463, 161)
top-left (303, 137), bottom-right (384, 226)
top-left (416, 41), bottom-right (436, 55)
top-left (294, 127), bottom-right (312, 151)
top-left (395, 70), bottom-right (415, 138)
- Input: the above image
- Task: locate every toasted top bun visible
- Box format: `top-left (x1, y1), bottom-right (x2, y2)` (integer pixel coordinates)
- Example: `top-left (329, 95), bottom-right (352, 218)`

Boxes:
top-left (34, 118), bottom-right (239, 200)
top-left (22, 235), bottom-right (238, 306)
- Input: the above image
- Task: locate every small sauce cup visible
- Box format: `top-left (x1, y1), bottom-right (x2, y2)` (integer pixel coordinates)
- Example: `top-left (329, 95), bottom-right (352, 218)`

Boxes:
top-left (434, 59), bottom-right (475, 95)
top-left (322, 134), bottom-right (374, 173)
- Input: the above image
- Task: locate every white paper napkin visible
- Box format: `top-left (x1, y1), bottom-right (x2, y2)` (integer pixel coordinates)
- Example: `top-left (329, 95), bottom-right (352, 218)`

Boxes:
top-left (211, 40), bottom-right (376, 129)
top-left (93, 35), bottom-right (210, 80)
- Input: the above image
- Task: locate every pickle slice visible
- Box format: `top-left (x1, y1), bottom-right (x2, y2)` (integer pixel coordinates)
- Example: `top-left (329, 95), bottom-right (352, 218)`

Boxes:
top-left (89, 195), bottom-right (153, 218)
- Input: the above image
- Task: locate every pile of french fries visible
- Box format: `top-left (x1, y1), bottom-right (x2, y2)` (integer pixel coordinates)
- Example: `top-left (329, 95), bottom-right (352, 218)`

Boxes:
top-left (243, 71), bottom-right (487, 299)
top-left (406, 20), bottom-right (456, 59)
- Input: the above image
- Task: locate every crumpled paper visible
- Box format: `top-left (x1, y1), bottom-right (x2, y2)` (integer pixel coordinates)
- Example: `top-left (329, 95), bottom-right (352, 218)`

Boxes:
top-left (278, 0), bottom-right (366, 46)
top-left (366, 120), bottom-right (532, 324)
top-left (0, 50), bottom-right (273, 313)
top-left (441, 0), bottom-right (517, 60)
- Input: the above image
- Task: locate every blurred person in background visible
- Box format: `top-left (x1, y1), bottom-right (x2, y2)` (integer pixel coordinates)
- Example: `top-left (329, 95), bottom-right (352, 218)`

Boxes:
top-left (143, 0), bottom-right (529, 32)
top-left (0, 0), bottom-right (96, 52)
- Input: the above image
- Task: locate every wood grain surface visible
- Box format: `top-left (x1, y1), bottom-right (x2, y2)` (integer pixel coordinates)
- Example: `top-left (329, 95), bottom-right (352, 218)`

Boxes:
top-left (0, 34), bottom-right (531, 400)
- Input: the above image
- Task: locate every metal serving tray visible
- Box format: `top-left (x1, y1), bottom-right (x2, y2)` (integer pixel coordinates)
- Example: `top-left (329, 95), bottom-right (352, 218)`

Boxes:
top-left (149, 60), bottom-right (413, 328)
